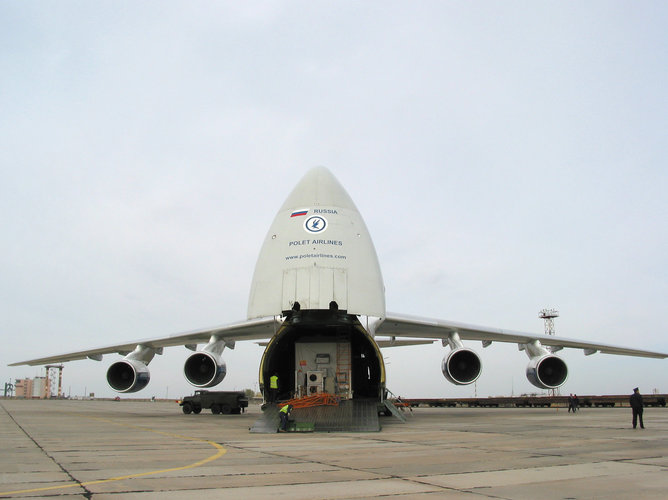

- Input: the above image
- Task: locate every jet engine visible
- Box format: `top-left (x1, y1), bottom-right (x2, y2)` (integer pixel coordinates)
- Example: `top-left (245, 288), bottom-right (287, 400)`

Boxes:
top-left (183, 336), bottom-right (234, 388)
top-left (107, 359), bottom-right (150, 393)
top-left (441, 347), bottom-right (482, 385)
top-left (522, 340), bottom-right (568, 389)
top-left (106, 344), bottom-right (158, 393)
top-left (526, 354), bottom-right (568, 389)
top-left (184, 351), bottom-right (227, 387)
top-left (441, 332), bottom-right (482, 385)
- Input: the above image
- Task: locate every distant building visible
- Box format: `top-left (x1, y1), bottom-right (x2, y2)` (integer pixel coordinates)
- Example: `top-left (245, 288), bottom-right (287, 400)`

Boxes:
top-left (15, 377), bottom-right (48, 398)
top-left (33, 377), bottom-right (46, 398)
top-left (15, 378), bottom-right (33, 398)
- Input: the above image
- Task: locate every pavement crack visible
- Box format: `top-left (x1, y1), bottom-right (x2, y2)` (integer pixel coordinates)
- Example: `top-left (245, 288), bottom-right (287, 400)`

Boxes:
top-left (0, 402), bottom-right (92, 499)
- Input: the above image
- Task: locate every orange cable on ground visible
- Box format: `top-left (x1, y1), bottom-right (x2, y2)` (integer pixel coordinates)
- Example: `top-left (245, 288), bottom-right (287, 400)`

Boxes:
top-left (277, 393), bottom-right (341, 409)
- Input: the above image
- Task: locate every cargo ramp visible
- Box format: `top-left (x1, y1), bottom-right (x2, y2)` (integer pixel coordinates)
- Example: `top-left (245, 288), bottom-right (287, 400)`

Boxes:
top-left (251, 399), bottom-right (387, 433)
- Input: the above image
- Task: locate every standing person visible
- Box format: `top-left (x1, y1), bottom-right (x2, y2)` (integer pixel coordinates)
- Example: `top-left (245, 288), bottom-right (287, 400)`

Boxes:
top-left (568, 394), bottom-right (574, 413)
top-left (278, 403), bottom-right (293, 432)
top-left (573, 394), bottom-right (579, 412)
top-left (269, 373), bottom-right (279, 403)
top-left (630, 387), bottom-right (645, 429)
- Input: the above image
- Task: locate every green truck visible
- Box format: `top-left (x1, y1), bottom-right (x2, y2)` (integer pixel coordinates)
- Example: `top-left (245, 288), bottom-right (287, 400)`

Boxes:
top-left (179, 390), bottom-right (249, 415)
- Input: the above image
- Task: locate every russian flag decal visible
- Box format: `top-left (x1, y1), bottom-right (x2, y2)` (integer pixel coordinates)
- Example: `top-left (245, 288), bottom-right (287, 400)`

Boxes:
top-left (291, 209), bottom-right (309, 217)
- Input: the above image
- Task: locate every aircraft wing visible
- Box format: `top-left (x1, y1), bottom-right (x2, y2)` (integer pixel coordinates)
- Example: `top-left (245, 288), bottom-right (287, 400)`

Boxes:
top-left (255, 338), bottom-right (434, 348)
top-left (376, 313), bottom-right (668, 359)
top-left (375, 338), bottom-right (435, 348)
top-left (9, 317), bottom-right (278, 366)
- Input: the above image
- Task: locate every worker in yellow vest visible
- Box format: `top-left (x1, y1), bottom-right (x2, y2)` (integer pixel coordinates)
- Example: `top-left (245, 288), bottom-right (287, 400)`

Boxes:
top-left (278, 403), bottom-right (293, 432)
top-left (269, 373), bottom-right (279, 403)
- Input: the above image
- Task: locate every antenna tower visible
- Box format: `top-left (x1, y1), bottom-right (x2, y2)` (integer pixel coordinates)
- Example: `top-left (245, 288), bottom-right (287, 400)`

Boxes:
top-left (539, 308), bottom-right (560, 397)
top-left (539, 308), bottom-right (559, 336)
top-left (45, 365), bottom-right (64, 399)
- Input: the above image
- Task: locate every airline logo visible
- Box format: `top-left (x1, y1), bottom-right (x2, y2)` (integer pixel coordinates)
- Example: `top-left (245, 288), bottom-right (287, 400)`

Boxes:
top-left (304, 216), bottom-right (327, 233)
top-left (291, 209), bottom-right (309, 217)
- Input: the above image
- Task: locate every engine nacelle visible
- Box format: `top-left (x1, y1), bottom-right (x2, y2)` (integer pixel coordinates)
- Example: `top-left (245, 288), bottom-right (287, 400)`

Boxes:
top-left (184, 351), bottom-right (227, 388)
top-left (107, 359), bottom-right (150, 393)
top-left (441, 348), bottom-right (482, 385)
top-left (526, 354), bottom-right (568, 389)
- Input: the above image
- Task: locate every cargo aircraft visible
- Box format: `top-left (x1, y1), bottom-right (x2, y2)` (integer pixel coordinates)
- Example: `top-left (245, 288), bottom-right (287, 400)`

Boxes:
top-left (10, 167), bottom-right (667, 403)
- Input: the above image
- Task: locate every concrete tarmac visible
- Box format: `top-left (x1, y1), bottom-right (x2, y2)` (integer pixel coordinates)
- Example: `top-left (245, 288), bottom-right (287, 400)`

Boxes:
top-left (1, 399), bottom-right (666, 499)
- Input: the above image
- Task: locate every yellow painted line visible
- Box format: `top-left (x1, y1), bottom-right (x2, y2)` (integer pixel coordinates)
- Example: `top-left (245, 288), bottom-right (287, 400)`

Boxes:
top-left (0, 414), bottom-right (226, 497)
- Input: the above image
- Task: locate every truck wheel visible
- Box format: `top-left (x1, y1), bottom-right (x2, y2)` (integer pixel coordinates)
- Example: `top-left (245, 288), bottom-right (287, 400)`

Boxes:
top-left (182, 403), bottom-right (193, 414)
top-left (221, 404), bottom-right (231, 415)
top-left (193, 406), bottom-right (202, 414)
top-left (211, 405), bottom-right (221, 414)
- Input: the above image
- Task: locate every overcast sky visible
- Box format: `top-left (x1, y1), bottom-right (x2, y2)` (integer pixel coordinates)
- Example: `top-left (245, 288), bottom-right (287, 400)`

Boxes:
top-left (2, 2), bottom-right (666, 400)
